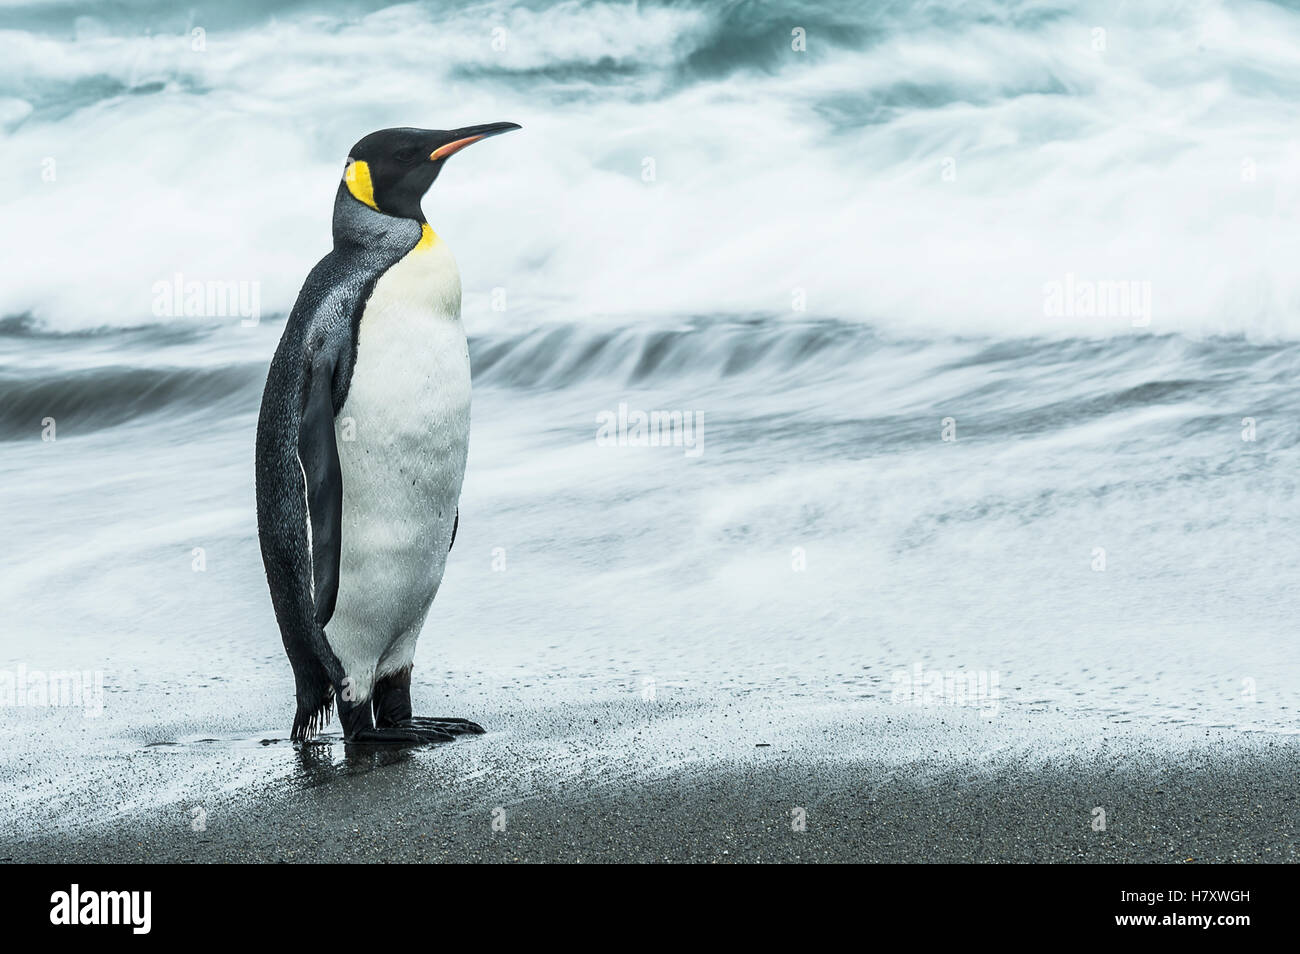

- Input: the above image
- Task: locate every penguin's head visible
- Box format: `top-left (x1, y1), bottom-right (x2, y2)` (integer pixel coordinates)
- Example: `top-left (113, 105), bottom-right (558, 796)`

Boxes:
top-left (341, 123), bottom-right (520, 221)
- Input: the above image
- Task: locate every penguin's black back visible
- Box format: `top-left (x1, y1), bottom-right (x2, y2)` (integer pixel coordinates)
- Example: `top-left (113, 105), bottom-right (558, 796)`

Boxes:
top-left (255, 190), bottom-right (421, 737)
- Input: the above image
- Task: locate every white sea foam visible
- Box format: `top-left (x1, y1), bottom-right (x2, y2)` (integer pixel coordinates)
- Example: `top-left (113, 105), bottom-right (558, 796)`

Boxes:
top-left (0, 0), bottom-right (1298, 337)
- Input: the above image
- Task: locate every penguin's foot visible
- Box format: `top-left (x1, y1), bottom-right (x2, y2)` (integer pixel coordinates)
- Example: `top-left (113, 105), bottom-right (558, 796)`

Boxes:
top-left (371, 668), bottom-right (486, 736)
top-left (400, 716), bottom-right (485, 735)
top-left (338, 695), bottom-right (459, 745)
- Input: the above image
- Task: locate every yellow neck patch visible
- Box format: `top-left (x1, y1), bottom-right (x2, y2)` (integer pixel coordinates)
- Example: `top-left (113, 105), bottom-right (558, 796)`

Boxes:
top-left (416, 223), bottom-right (437, 250)
top-left (343, 159), bottom-right (379, 211)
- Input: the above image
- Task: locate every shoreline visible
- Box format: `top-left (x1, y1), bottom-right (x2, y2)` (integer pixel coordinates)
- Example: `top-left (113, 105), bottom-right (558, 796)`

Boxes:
top-left (6, 709), bottom-right (1297, 863)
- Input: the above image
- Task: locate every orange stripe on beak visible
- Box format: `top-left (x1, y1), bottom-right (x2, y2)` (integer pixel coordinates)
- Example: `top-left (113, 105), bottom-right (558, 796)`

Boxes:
top-left (430, 135), bottom-right (486, 161)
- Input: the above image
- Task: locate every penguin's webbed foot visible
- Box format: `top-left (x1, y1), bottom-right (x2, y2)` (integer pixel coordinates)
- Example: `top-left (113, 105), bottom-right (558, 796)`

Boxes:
top-left (339, 695), bottom-right (460, 745)
top-left (400, 717), bottom-right (485, 736)
top-left (371, 670), bottom-right (486, 736)
top-left (347, 725), bottom-right (456, 745)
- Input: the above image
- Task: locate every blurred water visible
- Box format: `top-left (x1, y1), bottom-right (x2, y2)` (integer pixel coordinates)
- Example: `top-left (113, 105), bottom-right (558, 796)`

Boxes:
top-left (1, 0), bottom-right (1300, 336)
top-left (1, 0), bottom-right (1299, 832)
top-left (2, 315), bottom-right (1297, 737)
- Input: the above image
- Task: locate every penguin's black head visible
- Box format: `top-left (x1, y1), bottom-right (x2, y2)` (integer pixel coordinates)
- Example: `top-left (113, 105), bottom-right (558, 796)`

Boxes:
top-left (342, 123), bottom-right (520, 221)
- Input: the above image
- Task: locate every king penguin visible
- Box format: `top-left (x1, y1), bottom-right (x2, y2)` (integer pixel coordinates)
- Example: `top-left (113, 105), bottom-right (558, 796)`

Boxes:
top-left (255, 122), bottom-right (519, 744)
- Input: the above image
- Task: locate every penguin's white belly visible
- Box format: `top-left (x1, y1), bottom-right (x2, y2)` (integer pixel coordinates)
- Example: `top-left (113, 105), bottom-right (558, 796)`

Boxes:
top-left (326, 235), bottom-right (469, 701)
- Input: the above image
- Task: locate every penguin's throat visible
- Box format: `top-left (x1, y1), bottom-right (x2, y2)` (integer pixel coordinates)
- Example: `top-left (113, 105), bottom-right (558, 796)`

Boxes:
top-left (338, 163), bottom-right (439, 252)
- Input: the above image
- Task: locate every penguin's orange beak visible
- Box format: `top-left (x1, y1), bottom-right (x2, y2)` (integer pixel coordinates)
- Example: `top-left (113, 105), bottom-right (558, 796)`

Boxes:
top-left (430, 137), bottom-right (483, 160)
top-left (429, 122), bottom-right (521, 161)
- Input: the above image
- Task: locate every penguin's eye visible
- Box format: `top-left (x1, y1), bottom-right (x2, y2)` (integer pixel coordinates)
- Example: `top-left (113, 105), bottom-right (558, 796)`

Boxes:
top-left (392, 147), bottom-right (419, 164)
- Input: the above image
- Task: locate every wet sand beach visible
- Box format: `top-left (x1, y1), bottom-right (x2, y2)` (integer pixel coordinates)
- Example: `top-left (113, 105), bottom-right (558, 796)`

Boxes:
top-left (5, 692), bottom-right (1297, 864)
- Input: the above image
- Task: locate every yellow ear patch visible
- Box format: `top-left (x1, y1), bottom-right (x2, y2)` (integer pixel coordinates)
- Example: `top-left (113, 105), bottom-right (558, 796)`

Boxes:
top-left (343, 159), bottom-right (379, 211)
top-left (416, 223), bottom-right (437, 250)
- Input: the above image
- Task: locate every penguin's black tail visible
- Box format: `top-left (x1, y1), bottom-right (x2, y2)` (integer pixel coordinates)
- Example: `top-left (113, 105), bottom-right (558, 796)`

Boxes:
top-left (293, 686), bottom-right (338, 743)
top-left (276, 614), bottom-right (338, 741)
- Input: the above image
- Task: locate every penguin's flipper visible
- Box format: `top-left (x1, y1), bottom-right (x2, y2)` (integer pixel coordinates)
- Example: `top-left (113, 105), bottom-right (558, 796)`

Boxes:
top-left (299, 348), bottom-right (343, 627)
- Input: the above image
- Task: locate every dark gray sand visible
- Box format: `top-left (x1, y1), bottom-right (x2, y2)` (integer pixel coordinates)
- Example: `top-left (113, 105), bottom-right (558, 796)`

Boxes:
top-left (5, 699), bottom-right (1297, 863)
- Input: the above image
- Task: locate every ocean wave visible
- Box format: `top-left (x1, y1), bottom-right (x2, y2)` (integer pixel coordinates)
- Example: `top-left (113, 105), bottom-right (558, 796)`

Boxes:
top-left (473, 317), bottom-right (1300, 450)
top-left (3, 311), bottom-right (1297, 444)
top-left (0, 312), bottom-right (225, 342)
top-left (3, 0), bottom-right (1300, 339)
top-left (0, 362), bottom-right (263, 440)
top-left (470, 316), bottom-right (879, 388)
